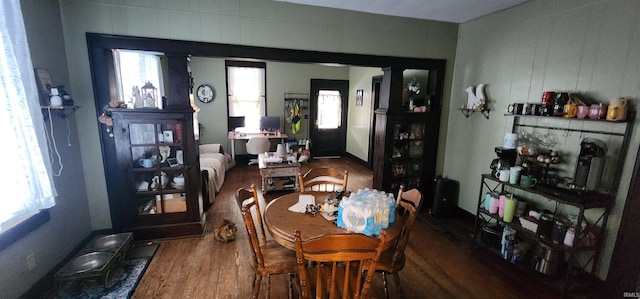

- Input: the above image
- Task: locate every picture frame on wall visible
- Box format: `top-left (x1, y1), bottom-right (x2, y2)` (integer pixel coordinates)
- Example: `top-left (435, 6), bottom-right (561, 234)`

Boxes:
top-left (356, 89), bottom-right (363, 106)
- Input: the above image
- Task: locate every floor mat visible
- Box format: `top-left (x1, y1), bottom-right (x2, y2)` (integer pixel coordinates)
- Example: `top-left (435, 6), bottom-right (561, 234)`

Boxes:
top-left (47, 243), bottom-right (158, 299)
top-left (418, 213), bottom-right (474, 243)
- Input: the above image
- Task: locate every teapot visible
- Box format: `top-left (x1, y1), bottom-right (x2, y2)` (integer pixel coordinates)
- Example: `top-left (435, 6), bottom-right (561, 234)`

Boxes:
top-left (150, 171), bottom-right (168, 190)
top-left (606, 97), bottom-right (628, 121)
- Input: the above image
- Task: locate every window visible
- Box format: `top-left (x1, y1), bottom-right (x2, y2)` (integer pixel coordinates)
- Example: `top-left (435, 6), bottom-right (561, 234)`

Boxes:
top-left (113, 49), bottom-right (165, 109)
top-left (226, 61), bottom-right (266, 132)
top-left (0, 0), bottom-right (56, 244)
top-left (317, 90), bottom-right (342, 129)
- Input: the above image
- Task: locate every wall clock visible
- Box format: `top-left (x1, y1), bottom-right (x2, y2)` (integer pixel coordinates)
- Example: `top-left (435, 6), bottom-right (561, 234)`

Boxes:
top-left (196, 84), bottom-right (215, 103)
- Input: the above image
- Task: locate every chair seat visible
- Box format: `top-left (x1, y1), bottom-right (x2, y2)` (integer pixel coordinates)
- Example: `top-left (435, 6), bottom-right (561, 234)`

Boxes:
top-left (251, 240), bottom-right (299, 275)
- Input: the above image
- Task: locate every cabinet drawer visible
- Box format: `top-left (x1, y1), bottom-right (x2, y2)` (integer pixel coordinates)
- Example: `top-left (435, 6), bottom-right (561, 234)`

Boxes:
top-left (260, 167), bottom-right (300, 177)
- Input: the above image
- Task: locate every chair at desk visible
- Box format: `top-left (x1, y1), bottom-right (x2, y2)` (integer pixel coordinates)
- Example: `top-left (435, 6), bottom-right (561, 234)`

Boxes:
top-left (246, 136), bottom-right (270, 166)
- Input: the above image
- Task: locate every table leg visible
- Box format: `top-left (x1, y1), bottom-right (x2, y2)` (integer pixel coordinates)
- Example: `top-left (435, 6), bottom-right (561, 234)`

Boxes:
top-left (230, 139), bottom-right (236, 160)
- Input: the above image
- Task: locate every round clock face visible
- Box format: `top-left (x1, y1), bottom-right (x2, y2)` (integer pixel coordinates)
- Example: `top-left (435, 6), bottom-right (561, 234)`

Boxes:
top-left (197, 84), bottom-right (215, 103)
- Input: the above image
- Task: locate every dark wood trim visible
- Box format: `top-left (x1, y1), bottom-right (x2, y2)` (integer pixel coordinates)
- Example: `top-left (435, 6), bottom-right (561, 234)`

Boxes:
top-left (368, 75), bottom-right (382, 169)
top-left (86, 33), bottom-right (447, 70)
top-left (0, 209), bottom-right (50, 251)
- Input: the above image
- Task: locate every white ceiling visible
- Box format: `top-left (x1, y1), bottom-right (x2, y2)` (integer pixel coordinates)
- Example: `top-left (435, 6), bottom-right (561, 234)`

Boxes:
top-left (273, 0), bottom-right (529, 23)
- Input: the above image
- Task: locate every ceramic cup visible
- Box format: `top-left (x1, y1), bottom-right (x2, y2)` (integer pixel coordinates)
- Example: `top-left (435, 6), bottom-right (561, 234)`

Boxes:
top-left (498, 169), bottom-right (510, 182)
top-left (520, 175), bottom-right (537, 188)
top-left (588, 104), bottom-right (605, 119)
top-left (541, 91), bottom-right (556, 105)
top-left (563, 103), bottom-right (577, 118)
top-left (509, 166), bottom-right (522, 184)
top-left (139, 158), bottom-right (155, 168)
top-left (577, 105), bottom-right (589, 119)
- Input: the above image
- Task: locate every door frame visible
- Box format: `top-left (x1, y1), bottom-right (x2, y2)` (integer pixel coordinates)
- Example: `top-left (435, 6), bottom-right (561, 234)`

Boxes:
top-left (309, 79), bottom-right (349, 157)
top-left (368, 75), bottom-right (383, 169)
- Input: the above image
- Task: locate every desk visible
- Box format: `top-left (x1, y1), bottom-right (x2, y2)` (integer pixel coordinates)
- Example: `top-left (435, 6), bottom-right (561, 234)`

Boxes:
top-left (258, 153), bottom-right (300, 193)
top-left (228, 133), bottom-right (288, 160)
top-left (264, 192), bottom-right (401, 251)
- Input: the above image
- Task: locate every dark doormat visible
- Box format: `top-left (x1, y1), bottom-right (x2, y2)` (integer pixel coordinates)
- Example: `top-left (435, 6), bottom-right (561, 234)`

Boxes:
top-left (418, 213), bottom-right (474, 243)
top-left (47, 243), bottom-right (158, 299)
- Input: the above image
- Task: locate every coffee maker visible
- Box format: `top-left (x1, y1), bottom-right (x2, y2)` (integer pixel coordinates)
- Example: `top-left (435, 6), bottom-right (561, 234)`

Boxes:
top-left (490, 147), bottom-right (517, 177)
top-left (570, 138), bottom-right (607, 191)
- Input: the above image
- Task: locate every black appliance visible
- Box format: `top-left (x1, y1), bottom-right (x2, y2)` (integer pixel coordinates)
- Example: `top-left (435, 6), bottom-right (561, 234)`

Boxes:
top-left (570, 138), bottom-right (607, 191)
top-left (490, 147), bottom-right (517, 177)
top-left (430, 176), bottom-right (458, 218)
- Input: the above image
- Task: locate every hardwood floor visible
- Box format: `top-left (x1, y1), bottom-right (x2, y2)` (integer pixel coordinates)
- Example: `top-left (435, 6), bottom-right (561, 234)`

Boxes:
top-left (132, 157), bottom-right (602, 298)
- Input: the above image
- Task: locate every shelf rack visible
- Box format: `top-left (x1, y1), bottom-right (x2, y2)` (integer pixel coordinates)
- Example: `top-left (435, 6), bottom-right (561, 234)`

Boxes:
top-left (459, 107), bottom-right (490, 119)
top-left (474, 174), bottom-right (611, 295)
top-left (41, 105), bottom-right (80, 119)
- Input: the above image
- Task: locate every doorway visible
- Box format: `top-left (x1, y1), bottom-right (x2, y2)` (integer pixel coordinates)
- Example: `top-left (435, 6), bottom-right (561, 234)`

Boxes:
top-left (309, 79), bottom-right (349, 157)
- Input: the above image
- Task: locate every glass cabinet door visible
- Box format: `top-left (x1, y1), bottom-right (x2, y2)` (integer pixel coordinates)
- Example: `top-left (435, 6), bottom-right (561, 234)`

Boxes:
top-left (390, 122), bottom-right (424, 191)
top-left (129, 121), bottom-right (186, 215)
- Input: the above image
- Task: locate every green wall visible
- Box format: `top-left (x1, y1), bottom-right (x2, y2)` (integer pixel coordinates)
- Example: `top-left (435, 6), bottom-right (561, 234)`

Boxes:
top-left (447, 0), bottom-right (640, 279)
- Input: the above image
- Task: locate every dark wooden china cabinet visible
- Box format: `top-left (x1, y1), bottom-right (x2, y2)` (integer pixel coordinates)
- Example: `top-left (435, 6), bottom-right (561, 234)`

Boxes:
top-left (373, 65), bottom-right (446, 209)
top-left (88, 33), bottom-right (204, 240)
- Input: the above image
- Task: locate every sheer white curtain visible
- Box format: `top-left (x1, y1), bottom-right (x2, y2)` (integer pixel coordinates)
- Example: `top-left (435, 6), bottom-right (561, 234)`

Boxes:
top-left (113, 49), bottom-right (164, 108)
top-left (317, 90), bottom-right (341, 129)
top-left (227, 66), bottom-right (265, 132)
top-left (0, 0), bottom-right (56, 229)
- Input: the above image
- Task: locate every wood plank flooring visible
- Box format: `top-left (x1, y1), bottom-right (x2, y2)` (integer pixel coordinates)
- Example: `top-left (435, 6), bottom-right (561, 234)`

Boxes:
top-left (132, 157), bottom-right (602, 298)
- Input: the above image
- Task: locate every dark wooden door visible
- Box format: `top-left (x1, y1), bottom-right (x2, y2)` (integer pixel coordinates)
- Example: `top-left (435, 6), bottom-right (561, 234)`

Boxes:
top-left (309, 79), bottom-right (349, 157)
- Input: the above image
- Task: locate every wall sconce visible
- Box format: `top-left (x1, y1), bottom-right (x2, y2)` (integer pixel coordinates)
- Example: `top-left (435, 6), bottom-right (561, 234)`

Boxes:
top-left (356, 89), bottom-right (363, 106)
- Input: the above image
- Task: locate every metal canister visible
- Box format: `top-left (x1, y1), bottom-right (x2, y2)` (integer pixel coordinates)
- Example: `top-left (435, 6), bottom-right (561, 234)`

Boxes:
top-left (551, 218), bottom-right (568, 244)
top-left (532, 241), bottom-right (563, 276)
top-left (538, 212), bottom-right (554, 239)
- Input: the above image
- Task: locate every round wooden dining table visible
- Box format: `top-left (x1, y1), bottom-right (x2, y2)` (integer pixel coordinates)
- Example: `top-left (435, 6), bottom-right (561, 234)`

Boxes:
top-left (264, 191), bottom-right (402, 251)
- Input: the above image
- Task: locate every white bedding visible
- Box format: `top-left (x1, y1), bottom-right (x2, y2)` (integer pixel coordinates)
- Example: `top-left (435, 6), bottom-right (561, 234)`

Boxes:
top-left (200, 144), bottom-right (235, 204)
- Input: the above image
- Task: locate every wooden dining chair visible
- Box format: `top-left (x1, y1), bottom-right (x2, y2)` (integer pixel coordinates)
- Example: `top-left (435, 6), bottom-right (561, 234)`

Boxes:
top-left (375, 185), bottom-right (423, 298)
top-left (294, 230), bottom-right (387, 299)
top-left (236, 184), bottom-right (298, 299)
top-left (298, 167), bottom-right (348, 192)
top-left (395, 185), bottom-right (422, 212)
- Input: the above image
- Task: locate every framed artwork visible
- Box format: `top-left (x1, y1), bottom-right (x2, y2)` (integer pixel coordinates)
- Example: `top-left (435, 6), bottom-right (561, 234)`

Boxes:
top-left (356, 89), bottom-right (363, 106)
top-left (162, 130), bottom-right (174, 143)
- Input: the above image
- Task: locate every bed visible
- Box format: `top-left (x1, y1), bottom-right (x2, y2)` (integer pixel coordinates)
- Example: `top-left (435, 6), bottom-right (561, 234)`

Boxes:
top-left (199, 144), bottom-right (235, 205)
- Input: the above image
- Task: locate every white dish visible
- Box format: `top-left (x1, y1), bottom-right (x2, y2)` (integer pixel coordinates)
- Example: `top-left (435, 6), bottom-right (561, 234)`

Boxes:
top-left (320, 211), bottom-right (337, 222)
top-left (171, 182), bottom-right (185, 189)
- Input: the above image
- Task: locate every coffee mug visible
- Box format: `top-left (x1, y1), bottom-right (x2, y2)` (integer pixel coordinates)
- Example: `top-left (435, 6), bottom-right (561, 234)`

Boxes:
top-left (607, 98), bottom-right (628, 121)
top-left (540, 104), bottom-right (554, 116)
top-left (541, 91), bottom-right (555, 105)
top-left (576, 105), bottom-right (589, 119)
top-left (563, 103), bottom-right (577, 118)
top-left (520, 175), bottom-right (537, 188)
top-left (139, 158), bottom-right (155, 168)
top-left (498, 169), bottom-right (510, 182)
top-left (589, 104), bottom-right (605, 119)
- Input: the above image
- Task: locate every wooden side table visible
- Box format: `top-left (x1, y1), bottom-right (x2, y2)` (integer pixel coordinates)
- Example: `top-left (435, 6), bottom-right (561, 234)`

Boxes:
top-left (258, 153), bottom-right (300, 192)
